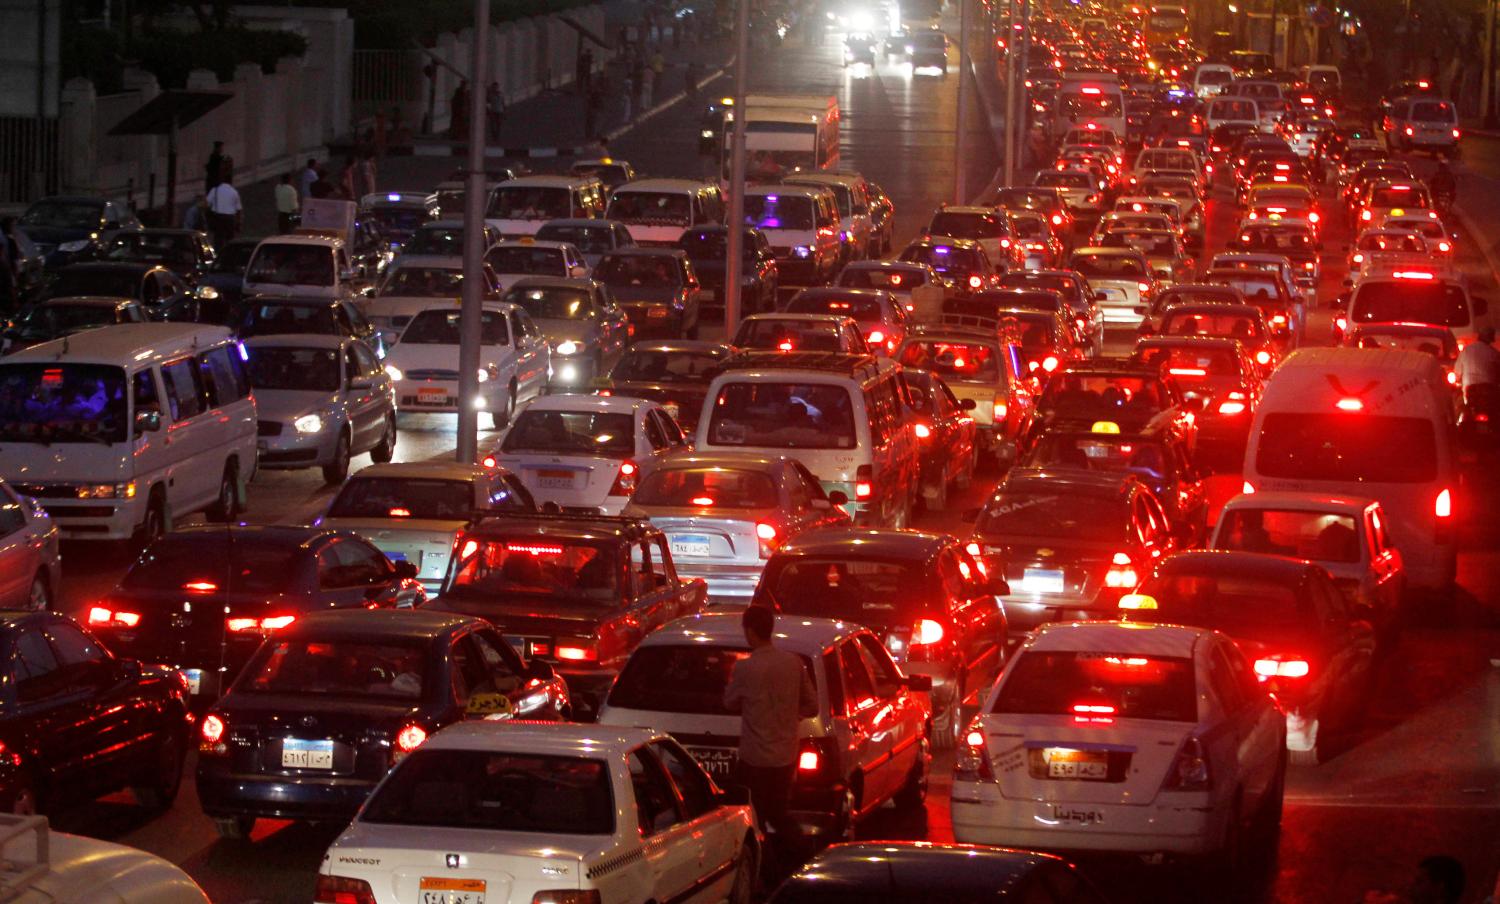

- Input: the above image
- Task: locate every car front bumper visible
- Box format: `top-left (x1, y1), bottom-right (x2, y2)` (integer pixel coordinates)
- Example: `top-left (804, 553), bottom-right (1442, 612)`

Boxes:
top-left (258, 425), bottom-right (340, 468)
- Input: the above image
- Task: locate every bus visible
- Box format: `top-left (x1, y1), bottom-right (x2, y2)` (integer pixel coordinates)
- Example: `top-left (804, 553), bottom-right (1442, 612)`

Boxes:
top-left (722, 94), bottom-right (841, 183)
top-left (1144, 5), bottom-right (1189, 45)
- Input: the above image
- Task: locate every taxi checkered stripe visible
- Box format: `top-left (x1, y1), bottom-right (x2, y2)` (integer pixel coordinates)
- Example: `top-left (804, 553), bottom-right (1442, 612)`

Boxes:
top-left (585, 847), bottom-right (645, 879)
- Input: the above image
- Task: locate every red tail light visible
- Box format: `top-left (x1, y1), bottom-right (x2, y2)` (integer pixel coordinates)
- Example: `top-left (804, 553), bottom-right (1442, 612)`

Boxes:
top-left (956, 716), bottom-right (996, 781)
top-left (854, 465), bottom-right (873, 500)
top-left (1217, 395), bottom-right (1247, 416)
top-left (1104, 551), bottom-right (1138, 588)
top-left (913, 422), bottom-right (932, 439)
top-left (183, 581), bottom-right (218, 592)
top-left (555, 641), bottom-right (599, 662)
top-left (1052, 214), bottom-right (1064, 225)
top-left (911, 618), bottom-right (946, 646)
top-left (200, 714), bottom-right (227, 755)
top-left (1042, 355), bottom-right (1059, 372)
top-left (756, 522), bottom-right (780, 558)
top-left (481, 454), bottom-right (498, 469)
top-left (798, 748), bottom-right (820, 772)
top-left (1435, 488), bottom-right (1452, 519)
top-left (1253, 657), bottom-right (1311, 680)
top-left (993, 399), bottom-right (1008, 421)
top-left (395, 723), bottom-right (427, 754)
top-left (607, 461), bottom-right (638, 497)
top-left (968, 275), bottom-right (984, 289)
top-left (228, 615), bottom-right (297, 633)
top-left (1255, 350), bottom-right (1272, 365)
top-left (314, 875), bottom-right (378, 904)
top-left (1164, 736), bottom-right (1211, 791)
top-left (868, 330), bottom-right (885, 345)
top-left (88, 607), bottom-right (141, 628)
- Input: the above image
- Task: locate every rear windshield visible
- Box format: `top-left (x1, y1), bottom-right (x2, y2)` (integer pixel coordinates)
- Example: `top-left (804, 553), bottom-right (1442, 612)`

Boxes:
top-left (611, 349), bottom-right (723, 382)
top-left (486, 246), bottom-right (566, 276)
top-left (1068, 253), bottom-right (1145, 278)
top-left (632, 468), bottom-right (778, 508)
top-left (367, 207), bottom-right (427, 233)
top-left (1351, 281), bottom-right (1470, 327)
top-left (1100, 232), bottom-right (1177, 257)
top-left (377, 267), bottom-right (465, 297)
top-left (446, 540), bottom-right (619, 604)
top-left (245, 244), bottom-right (333, 286)
top-left (978, 491), bottom-right (1129, 541)
top-left (594, 255), bottom-right (682, 289)
top-left (838, 267), bottom-right (927, 290)
top-left (327, 477), bottom-right (479, 520)
top-left (362, 750), bottom-right (614, 834)
top-left (1352, 329), bottom-right (1456, 360)
top-left (928, 212), bottom-right (1008, 240)
top-left (1135, 344), bottom-right (1241, 377)
top-left (899, 244), bottom-right (984, 274)
top-left (246, 346), bottom-right (342, 392)
top-left (122, 540), bottom-right (296, 594)
top-left (536, 224), bottom-right (616, 255)
top-left (241, 302), bottom-right (337, 337)
top-left (504, 286), bottom-right (595, 320)
top-left (1210, 99), bottom-right (1258, 120)
top-left (42, 270), bottom-right (139, 299)
top-left (992, 189), bottom-right (1057, 210)
top-left (502, 410), bottom-right (634, 456)
top-left (766, 558), bottom-right (936, 621)
top-left (1134, 572), bottom-right (1314, 634)
top-left (1356, 233), bottom-right (1425, 252)
top-left (707, 381), bottom-right (856, 449)
top-left (745, 195), bottom-right (814, 231)
top-left (1410, 101), bottom-right (1455, 122)
top-left (607, 191), bottom-right (692, 226)
top-left (992, 651), bottom-right (1198, 722)
top-left (1022, 434), bottom-right (1170, 479)
top-left (1160, 309), bottom-right (1262, 340)
top-left (784, 294), bottom-right (884, 322)
top-left (1216, 509), bottom-right (1362, 563)
top-left (1255, 412), bottom-right (1438, 483)
top-left (1038, 373), bottom-right (1164, 416)
top-left (238, 639), bottom-right (432, 700)
top-left (1035, 172), bottom-right (1093, 189)
top-left (401, 309), bottom-right (509, 346)
top-left (1237, 228), bottom-right (1316, 253)
top-left (404, 227), bottom-right (465, 256)
top-left (609, 645), bottom-right (750, 714)
top-left (14, 304), bottom-right (116, 334)
top-left (734, 319), bottom-right (846, 352)
top-left (1369, 186), bottom-right (1429, 208)
top-left (488, 187), bottom-right (572, 220)
top-left (898, 341), bottom-right (1002, 382)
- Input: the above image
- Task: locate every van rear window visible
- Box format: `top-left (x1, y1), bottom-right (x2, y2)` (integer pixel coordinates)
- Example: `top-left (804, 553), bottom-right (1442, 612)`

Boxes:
top-left (1351, 281), bottom-right (1470, 328)
top-left (992, 651), bottom-right (1198, 722)
top-left (707, 381), bottom-right (856, 449)
top-left (1255, 412), bottom-right (1438, 483)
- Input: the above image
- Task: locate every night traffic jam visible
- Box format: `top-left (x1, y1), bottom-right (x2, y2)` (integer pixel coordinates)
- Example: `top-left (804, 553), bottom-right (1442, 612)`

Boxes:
top-left (1, 0), bottom-right (1498, 900)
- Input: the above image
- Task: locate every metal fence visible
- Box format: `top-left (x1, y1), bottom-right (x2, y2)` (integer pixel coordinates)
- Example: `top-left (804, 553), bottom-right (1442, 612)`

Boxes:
top-left (0, 116), bottom-right (60, 205)
top-left (353, 49), bottom-right (423, 107)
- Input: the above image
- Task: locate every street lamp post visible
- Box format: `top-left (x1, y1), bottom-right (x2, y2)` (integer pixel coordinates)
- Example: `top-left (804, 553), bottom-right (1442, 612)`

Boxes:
top-left (723, 0), bottom-right (750, 334)
top-left (955, 0), bottom-right (971, 203)
top-left (457, 0), bottom-right (490, 464)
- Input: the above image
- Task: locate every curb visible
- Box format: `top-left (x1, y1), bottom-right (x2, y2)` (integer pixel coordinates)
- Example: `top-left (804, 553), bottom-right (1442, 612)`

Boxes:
top-left (1451, 201), bottom-right (1500, 292)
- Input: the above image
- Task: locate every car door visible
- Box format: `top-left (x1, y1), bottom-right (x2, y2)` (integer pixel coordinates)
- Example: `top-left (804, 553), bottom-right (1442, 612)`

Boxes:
top-left (45, 621), bottom-right (149, 782)
top-left (343, 342), bottom-right (384, 451)
top-left (853, 633), bottom-right (923, 803)
top-left (938, 547), bottom-right (1002, 698)
top-left (627, 746), bottom-right (700, 904)
top-left (1209, 642), bottom-right (1280, 809)
top-left (835, 638), bottom-right (891, 808)
top-left (504, 310), bottom-right (539, 397)
top-left (0, 486), bottom-right (37, 606)
top-left (651, 738), bottom-right (739, 900)
top-left (159, 355), bottom-right (216, 511)
top-left (649, 409), bottom-right (689, 453)
top-left (10, 626), bottom-right (95, 793)
top-left (1311, 571), bottom-right (1375, 711)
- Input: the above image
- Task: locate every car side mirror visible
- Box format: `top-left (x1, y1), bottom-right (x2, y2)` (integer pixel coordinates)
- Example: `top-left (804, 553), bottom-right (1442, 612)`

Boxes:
top-left (903, 674), bottom-right (934, 692)
top-left (349, 376), bottom-right (374, 390)
top-left (988, 576), bottom-right (1011, 596)
top-left (827, 490), bottom-right (850, 507)
top-left (134, 410), bottom-right (162, 433)
top-left (959, 397), bottom-right (977, 410)
top-left (527, 659), bottom-right (556, 682)
top-left (391, 560), bottom-right (419, 579)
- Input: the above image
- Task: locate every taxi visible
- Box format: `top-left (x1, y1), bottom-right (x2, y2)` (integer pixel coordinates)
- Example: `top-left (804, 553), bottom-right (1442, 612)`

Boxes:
top-left (483, 238), bottom-right (589, 293)
top-left (1354, 181), bottom-right (1433, 228)
top-left (315, 722), bottom-right (757, 904)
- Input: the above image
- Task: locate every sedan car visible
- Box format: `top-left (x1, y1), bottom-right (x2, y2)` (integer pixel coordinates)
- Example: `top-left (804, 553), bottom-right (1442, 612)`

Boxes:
top-left (485, 394), bottom-right (688, 515)
top-left (0, 480), bottom-right (61, 610)
top-left (952, 621), bottom-right (1285, 863)
top-left (898, 237), bottom-right (1003, 294)
top-left (484, 239), bottom-right (589, 292)
top-left (1, 296), bottom-right (149, 353)
top-left (238, 296), bottom-right (385, 358)
top-left (193, 236), bottom-right (260, 309)
top-left (1127, 551), bottom-right (1376, 764)
top-left (1133, 335), bottom-right (1263, 458)
top-left (623, 452), bottom-right (850, 603)
top-left (17, 195), bottom-right (140, 268)
top-left (38, 261), bottom-right (194, 319)
top-left (732, 313), bottom-right (871, 354)
top-left (836, 260), bottom-right (947, 322)
top-left (676, 224), bottom-right (779, 316)
top-left (535, 217), bottom-right (636, 268)
top-left (197, 609), bottom-right (569, 839)
top-left (1025, 359), bottom-right (1194, 451)
top-left (596, 340), bottom-right (735, 433)
top-left (503, 276), bottom-right (632, 388)
top-left (1066, 248), bottom-right (1154, 327)
top-left (903, 368), bottom-right (979, 512)
top-left (360, 254), bottom-right (501, 348)
top-left (896, 324), bottom-right (1033, 466)
top-left (95, 228), bottom-right (215, 282)
top-left (0, 611), bottom-right (190, 815)
top-left (243, 335), bottom-right (396, 484)
top-left (924, 205), bottom-right (1020, 270)
top-left (314, 722), bottom-right (757, 904)
top-left (782, 286), bottom-right (908, 356)
top-left (86, 526), bottom-right (425, 702)
top-left (590, 248), bottom-right (705, 340)
top-left (753, 528), bottom-right (1007, 749)
top-left (317, 461), bottom-right (535, 594)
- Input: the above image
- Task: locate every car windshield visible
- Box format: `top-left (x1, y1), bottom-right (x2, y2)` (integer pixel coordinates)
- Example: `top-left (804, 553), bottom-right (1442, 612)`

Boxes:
top-left (766, 558), bottom-right (940, 621)
top-left (977, 491), bottom-right (1129, 541)
top-left (361, 750), bottom-right (613, 834)
top-left (593, 255), bottom-right (681, 288)
top-left (241, 302), bottom-right (338, 338)
top-left (239, 639), bottom-right (431, 700)
top-left (366, 207), bottom-right (427, 233)
top-left (734, 319), bottom-right (844, 352)
top-left (0, 363), bottom-right (128, 444)
top-left (502, 410), bottom-right (634, 456)
top-left (1351, 281), bottom-right (1470, 327)
top-left (504, 286), bottom-right (595, 320)
top-left (928, 212), bottom-right (1006, 240)
top-left (899, 244), bottom-right (982, 274)
top-left (487, 246), bottom-right (566, 276)
top-left (14, 304), bottom-right (117, 335)
top-left (1134, 572), bottom-right (1315, 635)
top-left (121, 538), bottom-right (297, 593)
top-left (898, 341), bottom-right (1002, 381)
top-left (707, 381), bottom-right (856, 450)
top-left (992, 651), bottom-right (1199, 722)
top-left (446, 540), bottom-right (619, 604)
top-left (246, 346), bottom-right (342, 392)
top-left (404, 228), bottom-right (465, 256)
top-left (245, 244), bottom-right (333, 286)
top-left (328, 477), bottom-right (476, 520)
top-left (1255, 412), bottom-right (1437, 483)
top-left (1035, 172), bottom-right (1093, 189)
top-left (784, 294), bottom-right (884, 322)
top-left (1069, 253), bottom-right (1145, 278)
top-left (22, 200), bottom-right (103, 230)
top-left (611, 349), bottom-right (723, 382)
top-left (1217, 509), bottom-right (1362, 563)
top-left (488, 187), bottom-right (572, 220)
top-left (45, 270), bottom-right (141, 298)
top-left (1369, 186), bottom-right (1429, 208)
top-left (537, 224), bottom-right (616, 254)
top-left (607, 191), bottom-right (693, 226)
top-left (633, 467), bottom-right (778, 508)
top-left (1039, 373), bottom-right (1163, 416)
top-left (1410, 101), bottom-right (1455, 122)
top-left (838, 267), bottom-right (927, 290)
top-left (1161, 309), bottom-right (1262, 339)
top-left (400, 309), bottom-right (509, 345)
top-left (378, 267), bottom-right (465, 296)
top-left (1023, 434), bottom-right (1169, 478)
top-left (99, 233), bottom-right (193, 264)
top-left (744, 195), bottom-right (815, 231)
top-left (677, 231), bottom-right (758, 262)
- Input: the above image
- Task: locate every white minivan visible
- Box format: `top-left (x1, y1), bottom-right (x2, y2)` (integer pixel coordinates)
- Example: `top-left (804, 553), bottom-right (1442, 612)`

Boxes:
top-left (1243, 347), bottom-right (1457, 591)
top-left (0, 323), bottom-right (258, 544)
top-left (605, 178), bottom-right (724, 247)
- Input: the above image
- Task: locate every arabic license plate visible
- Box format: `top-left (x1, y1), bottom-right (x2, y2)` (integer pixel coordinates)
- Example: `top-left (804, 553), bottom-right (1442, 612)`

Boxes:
top-left (687, 746), bottom-right (737, 779)
top-left (1021, 568), bottom-right (1065, 593)
top-left (281, 738), bottom-right (335, 770)
top-left (1047, 749), bottom-right (1108, 781)
top-left (181, 668), bottom-right (203, 695)
top-left (537, 469), bottom-right (574, 489)
top-left (670, 534), bottom-right (712, 558)
top-left (416, 387), bottom-right (452, 406)
top-left (419, 877), bottom-right (486, 904)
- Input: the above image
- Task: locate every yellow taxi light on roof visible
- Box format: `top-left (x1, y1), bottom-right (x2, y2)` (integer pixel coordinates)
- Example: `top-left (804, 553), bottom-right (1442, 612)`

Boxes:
top-left (1118, 594), bottom-right (1158, 610)
top-left (1091, 421), bottom-right (1121, 434)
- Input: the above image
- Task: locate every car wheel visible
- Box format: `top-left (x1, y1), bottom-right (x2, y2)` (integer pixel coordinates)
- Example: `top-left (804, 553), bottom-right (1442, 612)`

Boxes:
top-left (922, 467), bottom-right (949, 512)
top-left (892, 738), bottom-right (930, 810)
top-left (833, 785), bottom-right (858, 842)
top-left (133, 729), bottom-right (185, 812)
top-left (322, 430), bottom-right (351, 486)
top-left (134, 494), bottom-right (166, 554)
top-left (931, 678), bottom-right (963, 751)
top-left (488, 385), bottom-right (516, 432)
top-left (727, 840), bottom-right (758, 904)
top-left (213, 815), bottom-right (256, 841)
top-left (1209, 795), bottom-right (1245, 878)
top-left (371, 414), bottom-right (397, 462)
top-left (27, 573), bottom-right (50, 612)
top-left (207, 462), bottom-right (241, 522)
top-left (1253, 748), bottom-right (1286, 849)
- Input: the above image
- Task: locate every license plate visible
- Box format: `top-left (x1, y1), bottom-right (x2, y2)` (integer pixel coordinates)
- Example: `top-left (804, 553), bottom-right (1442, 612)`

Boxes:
top-left (687, 746), bottom-right (737, 779)
top-left (181, 668), bottom-right (203, 695)
top-left (1021, 568), bottom-right (1065, 593)
top-left (281, 738), bottom-right (335, 770)
top-left (670, 534), bottom-right (712, 558)
top-left (537, 469), bottom-right (574, 489)
top-left (1047, 749), bottom-right (1108, 780)
top-left (419, 877), bottom-right (486, 904)
top-left (417, 388), bottom-right (452, 406)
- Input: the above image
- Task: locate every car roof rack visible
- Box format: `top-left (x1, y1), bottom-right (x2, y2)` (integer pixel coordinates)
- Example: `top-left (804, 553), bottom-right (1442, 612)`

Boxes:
top-left (719, 350), bottom-right (884, 379)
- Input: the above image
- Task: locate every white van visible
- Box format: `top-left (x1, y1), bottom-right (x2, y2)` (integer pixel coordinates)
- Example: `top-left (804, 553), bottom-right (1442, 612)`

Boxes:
top-left (744, 183), bottom-right (843, 287)
top-left (242, 234), bottom-right (359, 302)
top-left (604, 178), bottom-right (724, 247)
top-left (1053, 80), bottom-right (1127, 141)
top-left (1193, 63), bottom-right (1234, 98)
top-left (695, 352), bottom-right (921, 527)
top-left (786, 171), bottom-right (877, 259)
top-left (1346, 270), bottom-right (1487, 347)
top-left (1206, 95), bottom-right (1261, 133)
top-left (1243, 347), bottom-right (1457, 590)
top-left (484, 175), bottom-right (606, 240)
top-left (0, 323), bottom-right (257, 544)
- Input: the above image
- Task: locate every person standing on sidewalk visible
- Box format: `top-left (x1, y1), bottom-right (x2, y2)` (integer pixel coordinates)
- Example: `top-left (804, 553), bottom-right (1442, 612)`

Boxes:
top-left (204, 140), bottom-right (225, 192)
top-left (300, 158), bottom-right (320, 201)
top-left (205, 172), bottom-right (242, 250)
top-left (274, 174), bottom-right (299, 234)
top-left (622, 73), bottom-right (635, 122)
top-left (723, 605), bottom-right (817, 878)
top-left (182, 195), bottom-right (209, 234)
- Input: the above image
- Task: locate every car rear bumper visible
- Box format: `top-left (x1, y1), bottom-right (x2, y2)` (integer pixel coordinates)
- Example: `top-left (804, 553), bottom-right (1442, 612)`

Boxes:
top-left (951, 784), bottom-right (1224, 854)
top-left (672, 561), bottom-right (765, 604)
top-left (1001, 595), bottom-right (1120, 636)
top-left (197, 766), bottom-right (379, 820)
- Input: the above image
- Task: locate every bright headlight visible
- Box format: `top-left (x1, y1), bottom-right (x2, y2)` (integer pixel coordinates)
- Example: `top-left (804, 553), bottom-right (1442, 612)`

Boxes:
top-left (384, 364), bottom-right (404, 381)
top-left (476, 368), bottom-right (490, 383)
top-left (555, 340), bottom-right (580, 356)
top-left (195, 285), bottom-right (220, 300)
top-left (78, 481), bottom-right (137, 499)
top-left (294, 414), bottom-right (324, 434)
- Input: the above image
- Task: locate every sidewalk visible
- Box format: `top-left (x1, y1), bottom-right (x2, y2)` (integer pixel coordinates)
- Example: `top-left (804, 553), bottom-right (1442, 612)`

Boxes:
top-left (239, 33), bottom-right (734, 236)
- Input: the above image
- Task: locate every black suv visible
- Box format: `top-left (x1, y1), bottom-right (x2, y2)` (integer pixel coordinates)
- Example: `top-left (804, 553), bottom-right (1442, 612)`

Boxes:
top-left (751, 527), bottom-right (1008, 749)
top-left (427, 511), bottom-right (708, 718)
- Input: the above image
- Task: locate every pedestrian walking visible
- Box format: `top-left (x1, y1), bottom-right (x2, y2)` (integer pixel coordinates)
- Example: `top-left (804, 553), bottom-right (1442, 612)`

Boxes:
top-left (723, 606), bottom-right (817, 881)
top-left (274, 173), bottom-right (299, 234)
top-left (622, 74), bottom-right (635, 121)
top-left (300, 158), bottom-right (319, 201)
top-left (204, 140), bottom-right (225, 192)
top-left (182, 194), bottom-right (209, 233)
top-left (486, 82), bottom-right (505, 143)
top-left (205, 175), bottom-right (242, 250)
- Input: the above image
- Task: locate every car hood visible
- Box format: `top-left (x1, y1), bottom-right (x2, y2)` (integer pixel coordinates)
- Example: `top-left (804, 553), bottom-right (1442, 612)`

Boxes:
top-left (254, 388), bottom-right (342, 421)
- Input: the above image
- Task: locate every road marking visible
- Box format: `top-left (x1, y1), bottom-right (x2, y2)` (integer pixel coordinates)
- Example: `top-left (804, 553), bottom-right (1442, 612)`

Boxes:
top-left (1284, 797), bottom-right (1500, 810)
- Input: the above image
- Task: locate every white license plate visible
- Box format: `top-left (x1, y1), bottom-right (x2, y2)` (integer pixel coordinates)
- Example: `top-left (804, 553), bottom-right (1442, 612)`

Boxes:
top-left (687, 746), bottom-right (737, 779)
top-left (1048, 756), bottom-right (1108, 780)
top-left (539, 477), bottom-right (574, 489)
top-left (419, 877), bottom-right (486, 904)
top-left (181, 669), bottom-right (203, 695)
top-left (417, 388), bottom-right (452, 406)
top-left (1021, 568), bottom-right (1065, 593)
top-left (670, 534), bottom-right (712, 558)
top-left (281, 738), bottom-right (334, 770)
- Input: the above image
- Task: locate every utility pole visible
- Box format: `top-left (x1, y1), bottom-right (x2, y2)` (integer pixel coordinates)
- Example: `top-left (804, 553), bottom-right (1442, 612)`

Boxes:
top-left (1484, 0), bottom-right (1498, 128)
top-left (1002, 0), bottom-right (1018, 185)
top-left (954, 0), bottom-right (972, 203)
top-left (1016, 0), bottom-right (1030, 172)
top-left (723, 0), bottom-right (750, 332)
top-left (457, 0), bottom-right (490, 464)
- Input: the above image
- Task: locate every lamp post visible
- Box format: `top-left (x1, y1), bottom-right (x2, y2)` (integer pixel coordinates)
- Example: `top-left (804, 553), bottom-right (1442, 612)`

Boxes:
top-left (457, 0), bottom-right (490, 464)
top-left (723, 0), bottom-right (750, 334)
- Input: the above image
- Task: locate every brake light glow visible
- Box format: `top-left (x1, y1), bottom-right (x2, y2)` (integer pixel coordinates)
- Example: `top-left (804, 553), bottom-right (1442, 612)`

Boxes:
top-left (798, 748), bottom-right (821, 772)
top-left (1336, 397), bottom-right (1364, 412)
top-left (1042, 355), bottom-right (1059, 372)
top-left (912, 619), bottom-right (946, 646)
top-left (1436, 488), bottom-right (1452, 519)
top-left (555, 644), bottom-right (599, 662)
top-left (261, 615), bottom-right (296, 630)
top-left (88, 607), bottom-right (142, 628)
top-left (228, 615), bottom-right (296, 633)
top-left (1052, 214), bottom-right (1064, 225)
top-left (914, 423), bottom-right (932, 439)
top-left (481, 455), bottom-right (498, 468)
top-left (1453, 128), bottom-right (1462, 139)
top-left (183, 581), bottom-right (218, 592)
top-left (969, 275), bottom-right (984, 289)
top-left (459, 540), bottom-right (480, 560)
top-left (507, 543), bottom-right (564, 556)
top-left (1105, 552), bottom-right (1138, 588)
top-left (608, 461), bottom-right (639, 497)
top-left (755, 522), bottom-right (778, 542)
top-left (1392, 270), bottom-right (1434, 280)
top-left (1254, 658), bottom-right (1311, 680)
top-left (395, 723), bottom-right (427, 754)
top-left (1404, 127), bottom-right (1414, 136)
top-left (1168, 367), bottom-right (1206, 377)
top-left (200, 714), bottom-right (226, 747)
top-left (1255, 350), bottom-right (1272, 365)
top-left (855, 481), bottom-right (872, 499)
top-left (1362, 210), bottom-right (1372, 221)
top-left (777, 340), bottom-right (794, 351)
top-left (313, 875), bottom-right (377, 904)
top-left (1072, 703), bottom-right (1116, 714)
top-left (1448, 370), bottom-right (1459, 386)
top-left (956, 716), bottom-right (996, 780)
top-left (868, 330), bottom-right (885, 344)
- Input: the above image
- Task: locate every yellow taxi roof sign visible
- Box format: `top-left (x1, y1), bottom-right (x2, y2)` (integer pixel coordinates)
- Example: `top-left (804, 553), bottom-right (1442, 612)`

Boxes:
top-left (1118, 593), bottom-right (1157, 610)
top-left (1091, 421), bottom-right (1121, 434)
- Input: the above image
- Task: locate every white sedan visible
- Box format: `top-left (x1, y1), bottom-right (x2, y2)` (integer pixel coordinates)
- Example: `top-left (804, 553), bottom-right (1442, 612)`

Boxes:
top-left (951, 621), bottom-right (1285, 864)
top-left (315, 722), bottom-right (758, 904)
top-left (485, 394), bottom-right (688, 515)
top-left (0, 479), bottom-right (61, 610)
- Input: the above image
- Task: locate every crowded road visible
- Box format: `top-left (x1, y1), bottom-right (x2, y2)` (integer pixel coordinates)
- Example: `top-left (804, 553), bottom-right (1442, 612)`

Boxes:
top-left (28, 20), bottom-right (1500, 904)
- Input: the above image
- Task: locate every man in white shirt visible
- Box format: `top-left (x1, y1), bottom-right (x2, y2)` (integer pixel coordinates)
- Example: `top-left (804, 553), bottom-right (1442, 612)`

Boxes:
top-left (1456, 325), bottom-right (1500, 395)
top-left (205, 174), bottom-right (242, 249)
top-left (274, 173), bottom-right (299, 234)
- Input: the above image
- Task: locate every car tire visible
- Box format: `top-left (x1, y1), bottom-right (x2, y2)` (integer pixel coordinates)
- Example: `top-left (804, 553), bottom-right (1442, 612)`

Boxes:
top-left (133, 493), bottom-right (167, 554)
top-left (488, 385), bottom-right (516, 432)
top-left (133, 729), bottom-right (186, 813)
top-left (727, 840), bottom-right (758, 904)
top-left (1253, 748), bottom-right (1286, 849)
top-left (922, 468), bottom-right (949, 512)
top-left (213, 815), bottom-right (256, 841)
top-left (892, 738), bottom-right (930, 810)
top-left (833, 784), bottom-right (859, 843)
top-left (1209, 795), bottom-right (1245, 878)
top-left (371, 414), bottom-right (397, 463)
top-left (27, 573), bottom-right (50, 612)
top-left (207, 461), bottom-right (241, 523)
top-left (931, 678), bottom-right (963, 751)
top-left (322, 430), bottom-right (351, 486)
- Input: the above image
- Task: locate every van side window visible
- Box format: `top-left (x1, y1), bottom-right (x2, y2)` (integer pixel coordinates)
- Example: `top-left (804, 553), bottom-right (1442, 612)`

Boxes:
top-left (161, 358), bottom-right (205, 421)
top-left (197, 346), bottom-right (246, 408)
top-left (865, 388), bottom-right (887, 447)
top-left (132, 370), bottom-right (160, 422)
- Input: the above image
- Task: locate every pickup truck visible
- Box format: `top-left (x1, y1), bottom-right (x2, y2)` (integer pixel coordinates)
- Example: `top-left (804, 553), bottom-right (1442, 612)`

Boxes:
top-left (425, 511), bottom-right (709, 718)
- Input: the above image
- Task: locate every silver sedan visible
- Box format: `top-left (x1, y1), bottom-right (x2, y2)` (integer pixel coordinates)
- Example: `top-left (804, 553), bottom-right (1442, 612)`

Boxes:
top-left (0, 479), bottom-right (62, 610)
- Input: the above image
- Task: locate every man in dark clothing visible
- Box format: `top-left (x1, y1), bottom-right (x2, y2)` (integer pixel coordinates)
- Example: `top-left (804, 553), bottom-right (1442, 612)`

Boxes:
top-left (205, 141), bottom-right (225, 192)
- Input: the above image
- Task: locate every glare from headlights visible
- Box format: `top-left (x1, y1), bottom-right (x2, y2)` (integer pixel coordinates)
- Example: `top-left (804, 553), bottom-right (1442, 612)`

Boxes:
top-left (195, 285), bottom-right (220, 300)
top-left (556, 340), bottom-right (580, 356)
top-left (476, 368), bottom-right (489, 383)
top-left (385, 364), bottom-right (404, 381)
top-left (294, 414), bottom-right (324, 434)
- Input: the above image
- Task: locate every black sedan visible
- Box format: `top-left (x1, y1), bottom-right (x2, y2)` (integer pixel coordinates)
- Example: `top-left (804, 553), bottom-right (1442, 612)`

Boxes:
top-left (770, 842), bottom-right (1110, 903)
top-left (596, 340), bottom-right (735, 433)
top-left (590, 248), bottom-right (705, 339)
top-left (0, 611), bottom-right (190, 815)
top-left (676, 224), bottom-right (779, 315)
top-left (903, 367), bottom-right (978, 512)
top-left (1129, 551), bottom-right (1377, 765)
top-left (38, 261), bottom-right (196, 320)
top-left (16, 194), bottom-right (140, 268)
top-left (87, 526), bottom-right (425, 703)
top-left (196, 609), bottom-right (569, 839)
top-left (95, 228), bottom-right (216, 282)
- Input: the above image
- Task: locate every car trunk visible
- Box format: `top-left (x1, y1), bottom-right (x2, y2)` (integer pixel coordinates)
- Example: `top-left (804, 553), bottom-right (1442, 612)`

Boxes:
top-left (978, 712), bottom-right (1191, 805)
top-left (429, 594), bottom-right (606, 664)
top-left (218, 694), bottom-right (423, 782)
top-left (647, 513), bottom-right (767, 568)
top-left (496, 453), bottom-right (625, 511)
top-left (977, 537), bottom-right (1120, 605)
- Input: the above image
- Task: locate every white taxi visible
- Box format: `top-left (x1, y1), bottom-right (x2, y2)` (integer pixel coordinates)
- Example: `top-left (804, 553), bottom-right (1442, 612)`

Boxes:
top-left (952, 621), bottom-right (1285, 865)
top-left (483, 394), bottom-right (689, 515)
top-left (314, 722), bottom-right (758, 904)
